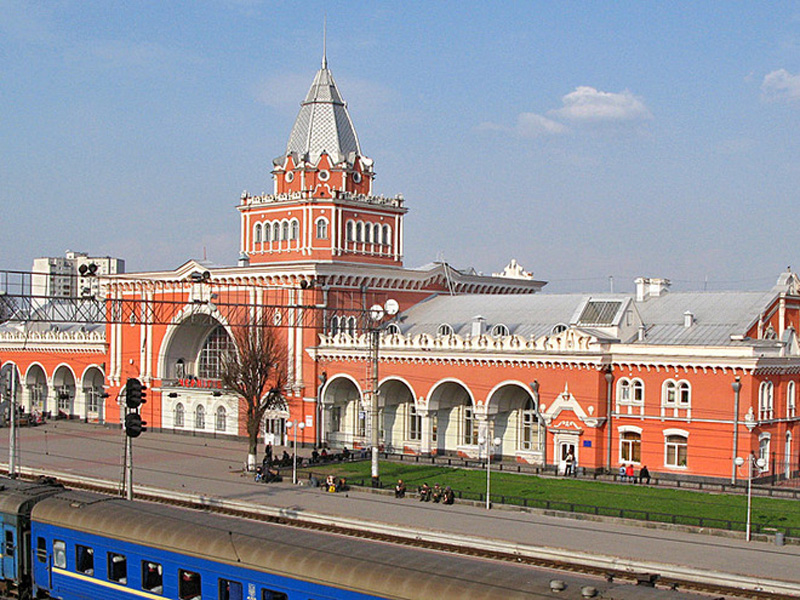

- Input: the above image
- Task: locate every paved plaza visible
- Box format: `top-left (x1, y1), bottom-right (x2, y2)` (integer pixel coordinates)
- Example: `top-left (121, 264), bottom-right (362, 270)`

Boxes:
top-left (2, 421), bottom-right (800, 592)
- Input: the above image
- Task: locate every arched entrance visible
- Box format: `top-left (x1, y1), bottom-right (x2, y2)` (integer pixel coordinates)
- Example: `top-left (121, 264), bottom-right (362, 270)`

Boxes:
top-left (428, 380), bottom-right (475, 456)
top-left (486, 382), bottom-right (542, 464)
top-left (378, 378), bottom-right (415, 454)
top-left (262, 397), bottom-right (290, 446)
top-left (25, 364), bottom-right (48, 414)
top-left (82, 366), bottom-right (105, 422)
top-left (321, 376), bottom-right (362, 448)
top-left (52, 365), bottom-right (76, 417)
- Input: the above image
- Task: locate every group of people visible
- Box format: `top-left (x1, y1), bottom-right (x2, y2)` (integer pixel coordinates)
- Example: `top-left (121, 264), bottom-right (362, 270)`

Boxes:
top-left (309, 445), bottom-right (352, 464)
top-left (396, 481), bottom-right (454, 504)
top-left (619, 463), bottom-right (651, 484)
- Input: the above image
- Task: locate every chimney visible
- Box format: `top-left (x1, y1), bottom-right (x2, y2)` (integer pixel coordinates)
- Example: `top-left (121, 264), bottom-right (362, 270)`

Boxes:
top-left (471, 315), bottom-right (486, 337)
top-left (637, 325), bottom-right (646, 342)
top-left (238, 252), bottom-right (250, 267)
top-left (683, 311), bottom-right (694, 328)
top-left (635, 277), bottom-right (671, 301)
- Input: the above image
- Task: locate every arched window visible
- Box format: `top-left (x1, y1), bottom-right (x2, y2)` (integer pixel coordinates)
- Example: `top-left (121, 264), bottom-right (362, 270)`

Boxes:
top-left (463, 406), bottom-right (478, 445)
top-left (383, 224), bottom-right (391, 247)
top-left (197, 326), bottom-right (234, 379)
top-left (330, 315), bottom-right (341, 336)
top-left (281, 221), bottom-right (289, 241)
top-left (759, 381), bottom-right (774, 420)
top-left (632, 379), bottom-right (644, 404)
top-left (195, 405), bottom-right (205, 430)
top-left (356, 222), bottom-right (363, 242)
top-left (174, 403), bottom-right (185, 428)
top-left (663, 380), bottom-right (677, 406)
top-left (665, 433), bottom-right (688, 467)
top-left (263, 222), bottom-right (271, 243)
top-left (346, 316), bottom-right (357, 337)
top-left (491, 323), bottom-right (510, 337)
top-left (789, 381), bottom-right (796, 419)
top-left (215, 406), bottom-right (226, 432)
top-left (520, 397), bottom-right (538, 450)
top-left (346, 221), bottom-right (354, 242)
top-left (551, 323), bottom-right (568, 335)
top-left (272, 222), bottom-right (280, 242)
top-left (620, 430), bottom-right (641, 462)
top-left (759, 434), bottom-right (771, 471)
top-left (437, 323), bottom-right (454, 337)
top-left (290, 219), bottom-right (299, 241)
top-left (373, 223), bottom-right (381, 245)
top-left (678, 381), bottom-right (690, 406)
top-left (618, 379), bottom-right (631, 403)
top-left (254, 224), bottom-right (262, 244)
top-left (316, 218), bottom-right (328, 240)
top-left (364, 223), bottom-right (371, 244)
top-left (385, 323), bottom-right (401, 335)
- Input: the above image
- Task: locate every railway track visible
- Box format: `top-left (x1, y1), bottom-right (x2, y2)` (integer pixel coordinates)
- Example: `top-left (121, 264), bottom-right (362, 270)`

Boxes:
top-left (13, 470), bottom-right (799, 600)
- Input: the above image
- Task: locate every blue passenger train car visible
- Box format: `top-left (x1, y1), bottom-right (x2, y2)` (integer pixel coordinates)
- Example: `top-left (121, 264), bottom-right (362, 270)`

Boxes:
top-left (27, 488), bottom-right (708, 600)
top-left (0, 477), bottom-right (62, 597)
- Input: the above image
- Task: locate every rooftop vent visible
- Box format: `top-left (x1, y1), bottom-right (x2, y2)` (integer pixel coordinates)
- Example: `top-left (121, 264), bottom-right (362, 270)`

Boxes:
top-left (471, 315), bottom-right (486, 337)
top-left (635, 277), bottom-right (671, 302)
top-left (683, 311), bottom-right (694, 328)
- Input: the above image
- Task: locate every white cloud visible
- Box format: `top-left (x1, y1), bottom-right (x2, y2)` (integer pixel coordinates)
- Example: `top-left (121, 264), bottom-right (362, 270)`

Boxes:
top-left (515, 112), bottom-right (568, 137)
top-left (761, 69), bottom-right (800, 102)
top-left (550, 86), bottom-right (652, 122)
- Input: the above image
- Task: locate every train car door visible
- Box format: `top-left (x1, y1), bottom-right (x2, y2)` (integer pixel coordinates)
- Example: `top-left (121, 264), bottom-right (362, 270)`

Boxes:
top-left (1, 523), bottom-right (16, 580)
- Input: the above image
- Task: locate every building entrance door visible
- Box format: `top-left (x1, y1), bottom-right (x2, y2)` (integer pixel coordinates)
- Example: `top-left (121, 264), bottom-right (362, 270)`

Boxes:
top-left (556, 439), bottom-right (578, 475)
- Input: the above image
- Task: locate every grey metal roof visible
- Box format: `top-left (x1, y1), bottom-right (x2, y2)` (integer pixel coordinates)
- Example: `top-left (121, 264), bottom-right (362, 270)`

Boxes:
top-left (394, 288), bottom-right (781, 347)
top-left (286, 62), bottom-right (361, 166)
top-left (636, 290), bottom-right (777, 345)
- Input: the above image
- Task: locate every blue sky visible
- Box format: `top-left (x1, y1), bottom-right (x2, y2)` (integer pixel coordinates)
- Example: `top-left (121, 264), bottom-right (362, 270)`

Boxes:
top-left (2, 2), bottom-right (800, 293)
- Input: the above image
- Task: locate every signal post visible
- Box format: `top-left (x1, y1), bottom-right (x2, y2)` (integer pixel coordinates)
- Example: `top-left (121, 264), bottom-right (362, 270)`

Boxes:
top-left (123, 378), bottom-right (147, 501)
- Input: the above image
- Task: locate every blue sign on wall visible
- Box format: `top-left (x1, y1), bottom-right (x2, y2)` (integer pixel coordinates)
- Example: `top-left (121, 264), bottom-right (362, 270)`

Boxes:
top-left (583, 440), bottom-right (592, 447)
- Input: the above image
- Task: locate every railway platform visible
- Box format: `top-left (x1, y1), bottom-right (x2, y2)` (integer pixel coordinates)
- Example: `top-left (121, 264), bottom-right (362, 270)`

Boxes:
top-left (2, 421), bottom-right (800, 596)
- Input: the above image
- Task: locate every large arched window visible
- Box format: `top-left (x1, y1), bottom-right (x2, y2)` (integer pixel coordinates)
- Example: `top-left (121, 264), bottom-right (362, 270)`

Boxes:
top-left (620, 430), bottom-right (641, 463)
top-left (665, 433), bottom-right (688, 467)
top-left (197, 326), bottom-right (234, 379)
top-left (195, 405), bottom-right (205, 430)
top-left (174, 403), bottom-right (185, 428)
top-left (759, 381), bottom-right (774, 420)
top-left (215, 406), bottom-right (226, 432)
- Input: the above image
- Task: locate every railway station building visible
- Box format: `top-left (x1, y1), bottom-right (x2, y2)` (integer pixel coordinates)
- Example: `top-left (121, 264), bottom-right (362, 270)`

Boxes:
top-left (2, 55), bottom-right (800, 483)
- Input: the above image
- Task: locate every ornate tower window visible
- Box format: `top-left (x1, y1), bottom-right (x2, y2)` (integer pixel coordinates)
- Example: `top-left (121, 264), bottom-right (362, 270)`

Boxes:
top-left (315, 218), bottom-right (329, 240)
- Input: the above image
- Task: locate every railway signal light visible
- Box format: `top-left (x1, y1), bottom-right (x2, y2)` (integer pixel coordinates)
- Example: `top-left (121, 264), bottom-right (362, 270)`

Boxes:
top-left (124, 413), bottom-right (146, 438)
top-left (125, 378), bottom-right (146, 409)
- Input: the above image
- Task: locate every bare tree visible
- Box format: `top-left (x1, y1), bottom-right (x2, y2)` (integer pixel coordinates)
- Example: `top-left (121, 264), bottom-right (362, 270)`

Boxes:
top-left (220, 314), bottom-right (287, 470)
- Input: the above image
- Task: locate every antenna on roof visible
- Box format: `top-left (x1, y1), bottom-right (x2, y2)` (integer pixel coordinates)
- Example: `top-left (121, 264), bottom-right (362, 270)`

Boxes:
top-left (322, 15), bottom-right (327, 69)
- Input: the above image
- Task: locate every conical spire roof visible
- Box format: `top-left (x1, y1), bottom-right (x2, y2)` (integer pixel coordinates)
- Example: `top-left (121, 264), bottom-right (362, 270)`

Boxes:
top-left (285, 59), bottom-right (362, 166)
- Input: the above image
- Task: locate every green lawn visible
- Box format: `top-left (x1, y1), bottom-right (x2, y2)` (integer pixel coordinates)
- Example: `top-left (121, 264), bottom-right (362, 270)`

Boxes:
top-left (302, 461), bottom-right (800, 535)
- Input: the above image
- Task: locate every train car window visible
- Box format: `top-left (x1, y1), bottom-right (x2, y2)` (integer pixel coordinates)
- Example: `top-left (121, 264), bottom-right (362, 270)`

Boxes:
top-left (75, 545), bottom-right (94, 576)
top-left (218, 578), bottom-right (243, 600)
top-left (107, 552), bottom-right (127, 584)
top-left (179, 568), bottom-right (202, 600)
top-left (36, 537), bottom-right (47, 563)
top-left (142, 561), bottom-right (163, 595)
top-left (5, 530), bottom-right (13, 556)
top-left (53, 540), bottom-right (66, 569)
top-left (261, 590), bottom-right (288, 600)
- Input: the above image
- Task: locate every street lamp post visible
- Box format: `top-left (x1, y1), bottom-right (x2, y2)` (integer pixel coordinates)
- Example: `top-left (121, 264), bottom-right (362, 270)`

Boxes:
top-left (479, 435), bottom-right (502, 510)
top-left (286, 420), bottom-right (305, 484)
top-left (735, 454), bottom-right (767, 541)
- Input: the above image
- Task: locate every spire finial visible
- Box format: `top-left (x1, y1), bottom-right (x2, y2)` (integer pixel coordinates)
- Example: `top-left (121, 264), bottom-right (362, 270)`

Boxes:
top-left (322, 16), bottom-right (327, 69)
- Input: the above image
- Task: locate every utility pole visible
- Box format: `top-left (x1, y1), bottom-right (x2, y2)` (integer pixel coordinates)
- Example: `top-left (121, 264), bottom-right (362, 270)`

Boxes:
top-left (8, 368), bottom-right (17, 478)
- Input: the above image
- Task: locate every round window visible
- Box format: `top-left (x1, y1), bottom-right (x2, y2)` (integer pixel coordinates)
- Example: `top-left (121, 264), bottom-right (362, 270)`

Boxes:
top-left (352, 171), bottom-right (362, 184)
top-left (285, 171), bottom-right (294, 183)
top-left (318, 170), bottom-right (330, 181)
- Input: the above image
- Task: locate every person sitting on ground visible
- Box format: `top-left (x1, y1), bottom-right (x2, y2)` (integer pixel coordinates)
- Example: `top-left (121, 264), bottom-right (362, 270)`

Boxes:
top-left (432, 483), bottom-right (442, 503)
top-left (254, 465), bottom-right (264, 482)
top-left (395, 479), bottom-right (406, 498)
top-left (308, 472), bottom-right (319, 488)
top-left (326, 474), bottom-right (336, 493)
top-left (638, 465), bottom-right (651, 485)
top-left (320, 448), bottom-right (329, 462)
top-left (625, 463), bottom-right (635, 483)
top-left (443, 486), bottom-right (454, 505)
top-left (618, 464), bottom-right (627, 482)
top-left (281, 450), bottom-right (291, 467)
top-left (311, 448), bottom-right (320, 463)
top-left (264, 467), bottom-right (281, 483)
top-left (418, 482), bottom-right (432, 502)
top-left (337, 477), bottom-right (348, 492)
top-left (342, 446), bottom-right (351, 461)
